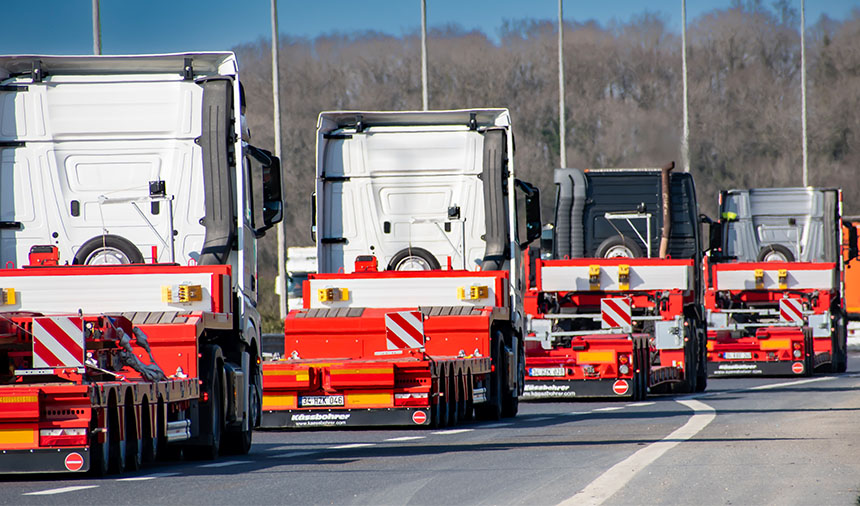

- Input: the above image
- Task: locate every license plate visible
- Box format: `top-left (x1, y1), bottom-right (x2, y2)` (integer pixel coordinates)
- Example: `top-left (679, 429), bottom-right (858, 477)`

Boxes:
top-left (529, 367), bottom-right (566, 377)
top-left (724, 352), bottom-right (752, 360)
top-left (298, 395), bottom-right (345, 407)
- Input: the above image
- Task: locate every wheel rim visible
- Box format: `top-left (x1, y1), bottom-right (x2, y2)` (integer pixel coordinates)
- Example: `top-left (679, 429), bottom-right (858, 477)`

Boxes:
top-left (603, 245), bottom-right (635, 258)
top-left (85, 246), bottom-right (132, 265)
top-left (762, 250), bottom-right (789, 262)
top-left (395, 255), bottom-right (433, 271)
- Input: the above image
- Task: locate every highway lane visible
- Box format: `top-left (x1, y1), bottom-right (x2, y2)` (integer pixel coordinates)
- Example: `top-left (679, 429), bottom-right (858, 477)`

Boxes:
top-left (3, 353), bottom-right (859, 505)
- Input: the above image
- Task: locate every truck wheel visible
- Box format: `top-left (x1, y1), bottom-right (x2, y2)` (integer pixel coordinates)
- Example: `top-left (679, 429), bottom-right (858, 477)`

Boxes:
top-left (595, 236), bottom-right (643, 259)
top-left (223, 356), bottom-right (257, 455)
top-left (108, 400), bottom-right (125, 474)
top-left (141, 400), bottom-right (157, 464)
top-left (502, 344), bottom-right (521, 418)
top-left (387, 247), bottom-right (440, 271)
top-left (447, 368), bottom-right (459, 427)
top-left (190, 346), bottom-right (224, 460)
top-left (74, 235), bottom-right (144, 265)
top-left (832, 312), bottom-right (848, 373)
top-left (462, 371), bottom-right (475, 422)
top-left (476, 336), bottom-right (503, 421)
top-left (756, 244), bottom-right (794, 262)
top-left (124, 398), bottom-right (142, 472)
top-left (694, 322), bottom-right (708, 392)
top-left (804, 332), bottom-right (815, 377)
top-left (90, 410), bottom-right (110, 476)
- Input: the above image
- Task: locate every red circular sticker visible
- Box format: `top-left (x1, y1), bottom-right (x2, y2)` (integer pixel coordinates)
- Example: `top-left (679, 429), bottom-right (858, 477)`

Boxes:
top-left (612, 379), bottom-right (629, 395)
top-left (791, 362), bottom-right (804, 374)
top-left (64, 452), bottom-right (84, 472)
top-left (412, 410), bottom-right (428, 424)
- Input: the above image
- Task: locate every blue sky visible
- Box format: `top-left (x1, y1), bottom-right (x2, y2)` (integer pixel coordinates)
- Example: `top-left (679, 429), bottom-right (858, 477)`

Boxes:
top-left (2, 1), bottom-right (858, 55)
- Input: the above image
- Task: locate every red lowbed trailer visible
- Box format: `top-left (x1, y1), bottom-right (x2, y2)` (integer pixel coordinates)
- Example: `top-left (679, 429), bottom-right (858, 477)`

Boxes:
top-left (261, 109), bottom-right (542, 428)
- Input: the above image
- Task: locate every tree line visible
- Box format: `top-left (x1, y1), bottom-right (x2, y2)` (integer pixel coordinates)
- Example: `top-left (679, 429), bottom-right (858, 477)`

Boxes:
top-left (235, 3), bottom-right (860, 330)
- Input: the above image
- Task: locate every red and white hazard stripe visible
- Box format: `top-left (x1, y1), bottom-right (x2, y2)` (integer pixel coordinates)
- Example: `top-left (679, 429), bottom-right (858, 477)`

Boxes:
top-left (779, 298), bottom-right (804, 324)
top-left (384, 311), bottom-right (425, 351)
top-left (32, 317), bottom-right (84, 368)
top-left (601, 298), bottom-right (632, 331)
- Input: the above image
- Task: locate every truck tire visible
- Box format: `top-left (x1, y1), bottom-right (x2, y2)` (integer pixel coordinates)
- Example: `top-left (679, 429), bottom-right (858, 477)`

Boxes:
top-left (90, 409), bottom-right (110, 476)
top-left (502, 343), bottom-right (521, 418)
top-left (475, 337), bottom-right (503, 421)
top-left (694, 320), bottom-right (708, 392)
top-left (189, 346), bottom-right (224, 460)
top-left (223, 353), bottom-right (257, 455)
top-left (832, 312), bottom-right (848, 373)
top-left (447, 368), bottom-right (459, 427)
top-left (387, 247), bottom-right (440, 271)
top-left (124, 394), bottom-right (142, 472)
top-left (756, 244), bottom-right (795, 262)
top-left (74, 235), bottom-right (144, 265)
top-left (595, 235), bottom-right (643, 259)
top-left (108, 398), bottom-right (125, 474)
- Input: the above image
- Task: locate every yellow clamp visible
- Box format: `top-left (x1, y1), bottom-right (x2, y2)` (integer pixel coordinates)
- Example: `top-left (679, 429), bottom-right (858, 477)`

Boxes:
top-left (1, 288), bottom-right (16, 305)
top-left (589, 264), bottom-right (601, 290)
top-left (754, 269), bottom-right (764, 289)
top-left (618, 264), bottom-right (630, 291)
top-left (457, 285), bottom-right (489, 300)
top-left (318, 287), bottom-right (349, 303)
top-left (162, 284), bottom-right (203, 303)
top-left (778, 269), bottom-right (788, 290)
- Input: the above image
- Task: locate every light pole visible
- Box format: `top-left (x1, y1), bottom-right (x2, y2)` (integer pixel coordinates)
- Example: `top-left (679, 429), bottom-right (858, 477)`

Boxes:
top-left (92, 0), bottom-right (101, 55)
top-left (271, 0), bottom-right (287, 319)
top-left (558, 0), bottom-right (566, 168)
top-left (800, 0), bottom-right (809, 186)
top-left (421, 0), bottom-right (428, 110)
top-left (681, 0), bottom-right (690, 173)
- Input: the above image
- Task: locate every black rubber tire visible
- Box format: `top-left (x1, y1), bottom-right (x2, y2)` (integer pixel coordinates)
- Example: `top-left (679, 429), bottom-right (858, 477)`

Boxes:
top-left (189, 347), bottom-right (224, 460)
top-left (756, 244), bottom-right (795, 262)
top-left (462, 371), bottom-right (475, 422)
top-left (595, 235), bottom-right (644, 259)
top-left (124, 398), bottom-right (142, 472)
top-left (108, 401), bottom-right (125, 474)
top-left (387, 247), bottom-right (440, 271)
top-left (74, 235), bottom-right (145, 265)
top-left (223, 353), bottom-right (256, 456)
top-left (141, 400), bottom-right (157, 464)
top-left (694, 320), bottom-right (708, 392)
top-left (804, 332), bottom-right (815, 377)
top-left (90, 412), bottom-right (110, 477)
top-left (502, 342), bottom-right (521, 418)
top-left (447, 369), bottom-right (459, 427)
top-left (475, 338), bottom-right (503, 421)
top-left (832, 312), bottom-right (848, 373)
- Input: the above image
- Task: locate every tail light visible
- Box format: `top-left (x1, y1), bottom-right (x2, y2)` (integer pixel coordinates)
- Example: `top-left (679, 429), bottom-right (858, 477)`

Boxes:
top-left (40, 428), bottom-right (88, 447)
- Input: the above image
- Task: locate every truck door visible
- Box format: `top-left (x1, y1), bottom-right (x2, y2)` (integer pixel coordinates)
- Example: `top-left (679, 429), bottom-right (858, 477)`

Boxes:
top-left (0, 83), bottom-right (51, 267)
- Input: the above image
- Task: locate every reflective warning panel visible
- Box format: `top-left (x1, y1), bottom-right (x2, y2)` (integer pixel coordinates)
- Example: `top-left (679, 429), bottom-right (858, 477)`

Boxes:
top-left (32, 317), bottom-right (84, 368)
top-left (384, 311), bottom-right (425, 351)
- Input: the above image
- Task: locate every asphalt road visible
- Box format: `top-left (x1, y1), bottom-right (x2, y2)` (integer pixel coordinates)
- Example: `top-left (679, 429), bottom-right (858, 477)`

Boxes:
top-left (4, 353), bottom-right (860, 506)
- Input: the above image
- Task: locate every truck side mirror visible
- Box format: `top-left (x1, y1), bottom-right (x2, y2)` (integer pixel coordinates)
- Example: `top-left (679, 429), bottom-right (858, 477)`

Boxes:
top-left (515, 179), bottom-right (541, 246)
top-left (699, 214), bottom-right (721, 255)
top-left (247, 145), bottom-right (284, 237)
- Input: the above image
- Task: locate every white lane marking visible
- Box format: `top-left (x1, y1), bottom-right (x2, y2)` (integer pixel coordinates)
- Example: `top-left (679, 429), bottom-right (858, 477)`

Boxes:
top-left (431, 428), bottom-right (474, 435)
top-left (480, 422), bottom-right (514, 428)
top-left (569, 411), bottom-right (591, 415)
top-left (559, 399), bottom-right (716, 506)
top-left (117, 472), bottom-right (180, 481)
top-left (627, 401), bottom-right (655, 407)
top-left (385, 436), bottom-right (426, 441)
top-left (24, 485), bottom-right (99, 496)
top-left (527, 416), bottom-right (555, 422)
top-left (696, 376), bottom-right (835, 399)
top-left (268, 450), bottom-right (315, 459)
top-left (266, 445), bottom-right (294, 451)
top-left (594, 407), bottom-right (624, 412)
top-left (748, 376), bottom-right (835, 390)
top-left (329, 443), bottom-right (376, 449)
top-left (200, 460), bottom-right (252, 468)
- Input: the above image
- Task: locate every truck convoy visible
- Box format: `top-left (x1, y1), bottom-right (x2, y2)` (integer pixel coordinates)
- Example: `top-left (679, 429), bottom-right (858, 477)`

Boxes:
top-left (0, 52), bottom-right (282, 473)
top-left (260, 109), bottom-right (541, 428)
top-left (704, 187), bottom-right (854, 376)
top-left (523, 164), bottom-right (707, 399)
